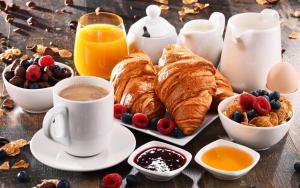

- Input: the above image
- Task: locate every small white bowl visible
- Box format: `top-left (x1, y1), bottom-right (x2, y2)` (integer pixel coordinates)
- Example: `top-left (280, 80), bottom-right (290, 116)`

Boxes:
top-left (218, 95), bottom-right (294, 150)
top-left (3, 62), bottom-right (74, 113)
top-left (127, 141), bottom-right (192, 181)
top-left (194, 139), bottom-right (260, 180)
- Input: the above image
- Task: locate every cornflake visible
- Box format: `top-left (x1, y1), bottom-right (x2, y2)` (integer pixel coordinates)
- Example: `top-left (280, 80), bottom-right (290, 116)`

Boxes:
top-left (289, 31), bottom-right (298, 39)
top-left (256, 0), bottom-right (268, 5)
top-left (182, 0), bottom-right (198, 5)
top-left (12, 160), bottom-right (30, 169)
top-left (0, 161), bottom-right (10, 171)
top-left (194, 2), bottom-right (209, 10)
top-left (0, 109), bottom-right (5, 118)
top-left (33, 179), bottom-right (59, 188)
top-left (291, 10), bottom-right (300, 18)
top-left (154, 0), bottom-right (168, 4)
top-left (160, 5), bottom-right (170, 11)
top-left (58, 49), bottom-right (72, 58)
top-left (1, 139), bottom-right (28, 156)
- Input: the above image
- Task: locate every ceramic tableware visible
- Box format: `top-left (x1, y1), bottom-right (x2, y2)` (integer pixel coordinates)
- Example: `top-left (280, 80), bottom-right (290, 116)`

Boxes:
top-left (194, 139), bottom-right (260, 180)
top-left (218, 95), bottom-right (294, 150)
top-left (119, 112), bottom-right (218, 146)
top-left (128, 141), bottom-right (192, 181)
top-left (219, 9), bottom-right (281, 92)
top-left (127, 5), bottom-right (177, 63)
top-left (42, 76), bottom-right (114, 157)
top-left (178, 12), bottom-right (225, 66)
top-left (2, 62), bottom-right (74, 113)
top-left (30, 123), bottom-right (136, 172)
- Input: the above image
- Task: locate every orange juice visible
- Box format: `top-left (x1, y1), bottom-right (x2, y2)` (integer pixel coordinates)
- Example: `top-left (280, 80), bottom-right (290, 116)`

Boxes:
top-left (74, 24), bottom-right (128, 79)
top-left (201, 146), bottom-right (253, 171)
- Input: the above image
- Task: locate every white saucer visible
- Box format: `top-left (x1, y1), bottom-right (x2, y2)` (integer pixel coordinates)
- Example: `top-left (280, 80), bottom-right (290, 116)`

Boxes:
top-left (30, 122), bottom-right (136, 172)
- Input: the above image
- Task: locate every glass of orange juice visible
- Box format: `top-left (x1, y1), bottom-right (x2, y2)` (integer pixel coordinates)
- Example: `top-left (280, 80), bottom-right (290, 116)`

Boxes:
top-left (74, 12), bottom-right (128, 79)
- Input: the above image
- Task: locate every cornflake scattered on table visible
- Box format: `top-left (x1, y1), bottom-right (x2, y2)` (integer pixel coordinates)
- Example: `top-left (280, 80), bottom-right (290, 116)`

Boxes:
top-left (182, 0), bottom-right (198, 5)
top-left (256, 0), bottom-right (280, 5)
top-left (0, 109), bottom-right (5, 118)
top-left (0, 161), bottom-right (10, 171)
top-left (33, 179), bottom-right (59, 188)
top-left (12, 160), bottom-right (30, 169)
top-left (178, 3), bottom-right (209, 21)
top-left (154, 0), bottom-right (168, 4)
top-left (160, 5), bottom-right (170, 11)
top-left (1, 139), bottom-right (28, 156)
top-left (289, 31), bottom-right (298, 39)
top-left (291, 10), bottom-right (300, 18)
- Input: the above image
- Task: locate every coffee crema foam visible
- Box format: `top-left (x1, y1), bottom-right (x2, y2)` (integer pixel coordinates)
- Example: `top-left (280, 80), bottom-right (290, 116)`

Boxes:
top-left (59, 84), bottom-right (108, 101)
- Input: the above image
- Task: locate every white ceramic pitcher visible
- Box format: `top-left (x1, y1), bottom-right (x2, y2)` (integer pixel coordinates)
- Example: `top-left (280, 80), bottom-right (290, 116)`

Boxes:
top-left (178, 12), bottom-right (225, 66)
top-left (219, 9), bottom-right (281, 92)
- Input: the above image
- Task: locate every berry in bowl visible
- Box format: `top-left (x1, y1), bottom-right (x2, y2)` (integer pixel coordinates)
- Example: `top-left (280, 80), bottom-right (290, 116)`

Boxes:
top-left (218, 90), bottom-right (294, 150)
top-left (127, 141), bottom-right (192, 181)
top-left (2, 55), bottom-right (74, 113)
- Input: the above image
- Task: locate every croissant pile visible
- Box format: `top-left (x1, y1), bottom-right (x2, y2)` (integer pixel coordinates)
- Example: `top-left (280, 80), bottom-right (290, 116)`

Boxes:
top-left (111, 45), bottom-right (233, 135)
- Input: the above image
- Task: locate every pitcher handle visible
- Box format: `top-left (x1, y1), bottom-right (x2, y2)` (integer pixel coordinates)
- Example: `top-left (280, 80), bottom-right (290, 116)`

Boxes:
top-left (261, 9), bottom-right (280, 22)
top-left (209, 12), bottom-right (225, 36)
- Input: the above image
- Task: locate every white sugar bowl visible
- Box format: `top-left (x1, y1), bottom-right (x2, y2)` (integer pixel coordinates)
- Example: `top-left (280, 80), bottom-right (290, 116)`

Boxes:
top-left (127, 5), bottom-right (177, 64)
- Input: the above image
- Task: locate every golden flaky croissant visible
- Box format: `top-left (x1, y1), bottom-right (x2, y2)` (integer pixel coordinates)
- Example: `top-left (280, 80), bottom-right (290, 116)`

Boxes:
top-left (110, 51), bottom-right (165, 119)
top-left (156, 45), bottom-right (217, 135)
top-left (157, 44), bottom-right (233, 135)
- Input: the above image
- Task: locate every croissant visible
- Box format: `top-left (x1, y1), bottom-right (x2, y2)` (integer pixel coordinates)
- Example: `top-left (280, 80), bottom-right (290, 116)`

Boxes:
top-left (111, 51), bottom-right (165, 119)
top-left (156, 45), bottom-right (217, 135)
top-left (159, 45), bottom-right (233, 109)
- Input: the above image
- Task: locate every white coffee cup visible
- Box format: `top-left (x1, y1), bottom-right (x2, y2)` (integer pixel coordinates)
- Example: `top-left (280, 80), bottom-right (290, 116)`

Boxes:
top-left (42, 76), bottom-right (114, 157)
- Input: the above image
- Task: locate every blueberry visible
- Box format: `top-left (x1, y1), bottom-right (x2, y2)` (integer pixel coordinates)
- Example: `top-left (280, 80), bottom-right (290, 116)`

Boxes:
top-left (257, 89), bottom-right (269, 96)
top-left (172, 127), bottom-right (184, 138)
top-left (250, 91), bottom-right (259, 97)
top-left (270, 100), bottom-right (281, 110)
top-left (126, 175), bottom-right (138, 186)
top-left (29, 83), bottom-right (39, 89)
top-left (20, 60), bottom-right (30, 69)
top-left (232, 111), bottom-right (243, 123)
top-left (247, 109), bottom-right (259, 120)
top-left (263, 95), bottom-right (270, 102)
top-left (33, 57), bottom-right (40, 63)
top-left (121, 113), bottom-right (133, 124)
top-left (57, 179), bottom-right (70, 188)
top-left (148, 117), bottom-right (159, 130)
top-left (52, 65), bottom-right (61, 74)
top-left (17, 171), bottom-right (30, 183)
top-left (0, 149), bottom-right (7, 160)
top-left (294, 162), bottom-right (300, 172)
top-left (269, 91), bottom-right (280, 101)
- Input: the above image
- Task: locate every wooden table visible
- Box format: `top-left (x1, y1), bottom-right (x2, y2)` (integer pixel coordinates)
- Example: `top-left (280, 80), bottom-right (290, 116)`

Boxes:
top-left (0, 0), bottom-right (300, 187)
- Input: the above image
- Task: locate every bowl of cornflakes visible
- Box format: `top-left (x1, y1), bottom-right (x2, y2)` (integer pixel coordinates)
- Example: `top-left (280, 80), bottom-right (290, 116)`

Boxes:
top-left (218, 90), bottom-right (294, 151)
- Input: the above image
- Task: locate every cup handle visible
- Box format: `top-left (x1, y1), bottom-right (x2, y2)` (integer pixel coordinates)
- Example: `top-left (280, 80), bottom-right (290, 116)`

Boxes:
top-left (209, 12), bottom-right (225, 36)
top-left (43, 105), bottom-right (70, 146)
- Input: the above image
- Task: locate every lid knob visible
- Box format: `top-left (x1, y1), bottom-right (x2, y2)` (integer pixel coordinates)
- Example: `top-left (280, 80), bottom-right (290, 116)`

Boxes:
top-left (146, 5), bottom-right (161, 19)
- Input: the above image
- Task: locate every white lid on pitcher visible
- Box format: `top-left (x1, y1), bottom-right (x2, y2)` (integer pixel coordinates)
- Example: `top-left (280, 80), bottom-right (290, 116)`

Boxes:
top-left (129, 5), bottom-right (177, 38)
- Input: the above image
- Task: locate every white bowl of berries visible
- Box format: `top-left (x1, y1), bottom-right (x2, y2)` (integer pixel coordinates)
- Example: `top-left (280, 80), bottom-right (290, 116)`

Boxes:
top-left (218, 90), bottom-right (294, 151)
top-left (2, 55), bottom-right (74, 113)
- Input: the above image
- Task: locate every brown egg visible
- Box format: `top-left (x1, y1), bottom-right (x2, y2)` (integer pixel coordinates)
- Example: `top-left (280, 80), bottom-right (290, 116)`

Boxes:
top-left (267, 62), bottom-right (299, 93)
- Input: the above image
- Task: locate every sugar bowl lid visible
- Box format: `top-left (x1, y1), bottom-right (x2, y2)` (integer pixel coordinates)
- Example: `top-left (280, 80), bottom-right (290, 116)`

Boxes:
top-left (129, 5), bottom-right (176, 38)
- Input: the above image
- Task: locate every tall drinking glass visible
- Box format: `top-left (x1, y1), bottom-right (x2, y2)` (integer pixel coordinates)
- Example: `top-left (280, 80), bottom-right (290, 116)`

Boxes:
top-left (74, 12), bottom-right (128, 79)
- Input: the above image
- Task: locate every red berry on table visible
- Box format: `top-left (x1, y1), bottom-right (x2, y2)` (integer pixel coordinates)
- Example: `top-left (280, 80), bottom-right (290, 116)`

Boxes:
top-left (25, 65), bottom-right (41, 82)
top-left (132, 113), bottom-right (148, 128)
top-left (253, 96), bottom-right (271, 115)
top-left (38, 55), bottom-right (55, 69)
top-left (240, 93), bottom-right (256, 110)
top-left (113, 104), bottom-right (127, 119)
top-left (157, 118), bottom-right (175, 136)
top-left (101, 173), bottom-right (122, 188)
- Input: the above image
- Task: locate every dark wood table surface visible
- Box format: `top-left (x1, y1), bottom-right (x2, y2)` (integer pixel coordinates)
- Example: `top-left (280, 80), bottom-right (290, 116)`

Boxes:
top-left (0, 0), bottom-right (300, 187)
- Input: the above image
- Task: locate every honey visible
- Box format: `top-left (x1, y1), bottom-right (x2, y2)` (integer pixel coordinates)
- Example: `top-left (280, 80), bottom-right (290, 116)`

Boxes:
top-left (201, 146), bottom-right (253, 171)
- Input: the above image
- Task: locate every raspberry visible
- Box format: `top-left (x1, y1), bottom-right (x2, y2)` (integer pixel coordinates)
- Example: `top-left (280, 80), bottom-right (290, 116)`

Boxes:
top-left (240, 93), bottom-right (256, 110)
top-left (38, 55), bottom-right (55, 69)
top-left (157, 118), bottom-right (175, 136)
top-left (113, 104), bottom-right (127, 119)
top-left (132, 113), bottom-right (148, 128)
top-left (25, 65), bottom-right (41, 82)
top-left (101, 173), bottom-right (122, 188)
top-left (253, 96), bottom-right (271, 115)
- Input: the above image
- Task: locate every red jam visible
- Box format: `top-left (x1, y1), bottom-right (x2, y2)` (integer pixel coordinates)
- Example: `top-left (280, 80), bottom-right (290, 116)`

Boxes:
top-left (134, 147), bottom-right (186, 172)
